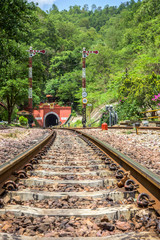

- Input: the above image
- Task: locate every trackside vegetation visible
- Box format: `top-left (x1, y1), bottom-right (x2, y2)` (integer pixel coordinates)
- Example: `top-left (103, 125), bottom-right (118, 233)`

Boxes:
top-left (0, 0), bottom-right (160, 123)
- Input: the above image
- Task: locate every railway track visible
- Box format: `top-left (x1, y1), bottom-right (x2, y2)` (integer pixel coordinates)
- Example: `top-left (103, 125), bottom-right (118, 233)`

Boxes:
top-left (0, 129), bottom-right (159, 239)
top-left (65, 126), bottom-right (160, 131)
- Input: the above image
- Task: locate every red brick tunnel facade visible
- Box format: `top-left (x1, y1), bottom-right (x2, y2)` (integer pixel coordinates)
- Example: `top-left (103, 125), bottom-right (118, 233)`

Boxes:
top-left (33, 103), bottom-right (71, 128)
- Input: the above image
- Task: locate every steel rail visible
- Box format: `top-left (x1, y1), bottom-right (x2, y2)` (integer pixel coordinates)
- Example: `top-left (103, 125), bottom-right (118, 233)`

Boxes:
top-left (57, 126), bottom-right (160, 131)
top-left (0, 130), bottom-right (56, 196)
top-left (67, 129), bottom-right (160, 214)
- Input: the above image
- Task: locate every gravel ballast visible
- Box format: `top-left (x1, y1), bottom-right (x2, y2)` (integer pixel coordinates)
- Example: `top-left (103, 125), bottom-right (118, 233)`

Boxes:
top-left (80, 129), bottom-right (160, 175)
top-left (0, 128), bottom-right (49, 165)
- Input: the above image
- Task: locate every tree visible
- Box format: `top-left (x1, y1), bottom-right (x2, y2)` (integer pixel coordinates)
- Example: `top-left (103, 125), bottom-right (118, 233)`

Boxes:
top-left (69, 6), bottom-right (81, 14)
top-left (45, 70), bottom-right (81, 108)
top-left (82, 4), bottom-right (89, 12)
top-left (49, 4), bottom-right (59, 13)
top-left (0, 0), bottom-right (36, 41)
top-left (91, 4), bottom-right (97, 12)
top-left (0, 0), bottom-right (36, 66)
top-left (0, 58), bottom-right (28, 123)
top-left (56, 71), bottom-right (81, 106)
top-left (117, 72), bottom-right (160, 120)
top-left (49, 50), bottom-right (81, 77)
top-left (1, 0), bottom-right (160, 121)
top-left (0, 0), bottom-right (38, 123)
top-left (0, 78), bottom-right (28, 124)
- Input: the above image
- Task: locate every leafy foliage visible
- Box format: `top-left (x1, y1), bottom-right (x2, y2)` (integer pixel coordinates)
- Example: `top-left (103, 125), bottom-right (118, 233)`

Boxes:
top-left (1, 0), bottom-right (160, 123)
top-left (19, 116), bottom-right (28, 126)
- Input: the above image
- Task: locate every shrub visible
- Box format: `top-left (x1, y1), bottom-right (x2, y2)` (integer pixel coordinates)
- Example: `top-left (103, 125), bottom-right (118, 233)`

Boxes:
top-left (70, 119), bottom-right (82, 127)
top-left (19, 116), bottom-right (28, 126)
top-left (152, 93), bottom-right (160, 107)
top-left (71, 110), bottom-right (77, 117)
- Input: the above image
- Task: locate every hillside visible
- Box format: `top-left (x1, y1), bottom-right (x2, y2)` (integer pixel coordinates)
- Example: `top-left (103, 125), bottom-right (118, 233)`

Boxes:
top-left (0, 0), bottom-right (160, 123)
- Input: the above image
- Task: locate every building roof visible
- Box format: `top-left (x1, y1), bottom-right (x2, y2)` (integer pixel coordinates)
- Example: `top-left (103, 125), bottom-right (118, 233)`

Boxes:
top-left (17, 110), bottom-right (30, 115)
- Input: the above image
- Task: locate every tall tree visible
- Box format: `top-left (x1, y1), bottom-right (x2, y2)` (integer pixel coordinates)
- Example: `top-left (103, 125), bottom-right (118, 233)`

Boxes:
top-left (0, 0), bottom-right (37, 122)
top-left (91, 4), bottom-right (97, 12)
top-left (0, 58), bottom-right (28, 123)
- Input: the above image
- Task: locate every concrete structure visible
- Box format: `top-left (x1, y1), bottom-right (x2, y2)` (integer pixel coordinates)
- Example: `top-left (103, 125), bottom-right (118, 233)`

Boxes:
top-left (33, 102), bottom-right (71, 127)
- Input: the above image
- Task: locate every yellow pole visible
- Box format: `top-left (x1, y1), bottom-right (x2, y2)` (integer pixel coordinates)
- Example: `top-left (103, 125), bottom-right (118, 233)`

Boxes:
top-left (136, 127), bottom-right (139, 135)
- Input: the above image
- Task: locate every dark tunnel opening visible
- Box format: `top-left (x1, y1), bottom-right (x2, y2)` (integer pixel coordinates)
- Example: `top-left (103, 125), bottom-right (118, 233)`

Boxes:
top-left (45, 114), bottom-right (58, 127)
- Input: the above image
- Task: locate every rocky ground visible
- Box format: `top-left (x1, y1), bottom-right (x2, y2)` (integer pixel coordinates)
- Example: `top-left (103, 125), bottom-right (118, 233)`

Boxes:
top-left (7, 195), bottom-right (123, 209)
top-left (0, 129), bottom-right (159, 238)
top-left (80, 129), bottom-right (160, 175)
top-left (23, 183), bottom-right (113, 192)
top-left (0, 128), bottom-right (49, 165)
top-left (34, 174), bottom-right (102, 180)
top-left (0, 210), bottom-right (157, 237)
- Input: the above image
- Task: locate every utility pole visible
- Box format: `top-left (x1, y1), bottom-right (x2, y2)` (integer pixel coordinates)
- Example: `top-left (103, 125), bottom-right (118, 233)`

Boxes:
top-left (27, 47), bottom-right (46, 127)
top-left (81, 48), bottom-right (99, 127)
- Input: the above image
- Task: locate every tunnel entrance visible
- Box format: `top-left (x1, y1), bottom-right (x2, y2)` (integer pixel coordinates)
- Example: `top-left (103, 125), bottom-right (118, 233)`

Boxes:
top-left (45, 113), bottom-right (58, 127)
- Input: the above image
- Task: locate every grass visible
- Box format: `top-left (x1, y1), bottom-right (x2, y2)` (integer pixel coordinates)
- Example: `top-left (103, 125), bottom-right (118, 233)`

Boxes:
top-left (2, 129), bottom-right (23, 138)
top-left (70, 119), bottom-right (83, 127)
top-left (6, 132), bottom-right (18, 138)
top-left (126, 130), bottom-right (133, 134)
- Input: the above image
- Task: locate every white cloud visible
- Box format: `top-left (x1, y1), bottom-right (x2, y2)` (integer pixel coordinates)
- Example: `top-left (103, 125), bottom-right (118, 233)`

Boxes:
top-left (28, 0), bottom-right (56, 9)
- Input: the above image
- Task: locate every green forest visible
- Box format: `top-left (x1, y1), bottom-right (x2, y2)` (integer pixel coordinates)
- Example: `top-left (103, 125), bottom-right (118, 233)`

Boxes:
top-left (0, 0), bottom-right (160, 124)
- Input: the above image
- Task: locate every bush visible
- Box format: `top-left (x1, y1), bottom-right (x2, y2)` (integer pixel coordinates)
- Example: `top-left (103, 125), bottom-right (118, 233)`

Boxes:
top-left (70, 119), bottom-right (82, 127)
top-left (19, 116), bottom-right (28, 126)
top-left (71, 110), bottom-right (77, 117)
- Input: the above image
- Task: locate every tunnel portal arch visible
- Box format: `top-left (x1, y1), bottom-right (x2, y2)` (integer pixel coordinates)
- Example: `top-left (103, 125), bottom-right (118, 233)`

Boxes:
top-left (44, 112), bottom-right (60, 128)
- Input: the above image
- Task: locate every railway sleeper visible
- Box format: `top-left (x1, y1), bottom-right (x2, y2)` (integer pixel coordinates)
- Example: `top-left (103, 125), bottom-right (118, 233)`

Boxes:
top-left (0, 129), bottom-right (159, 239)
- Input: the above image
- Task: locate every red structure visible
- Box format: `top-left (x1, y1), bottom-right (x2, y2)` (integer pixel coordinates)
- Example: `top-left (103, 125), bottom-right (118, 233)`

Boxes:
top-left (33, 101), bottom-right (71, 128)
top-left (101, 123), bottom-right (108, 130)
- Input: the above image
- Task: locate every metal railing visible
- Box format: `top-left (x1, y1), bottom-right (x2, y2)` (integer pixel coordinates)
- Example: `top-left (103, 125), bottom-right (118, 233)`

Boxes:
top-left (140, 109), bottom-right (160, 120)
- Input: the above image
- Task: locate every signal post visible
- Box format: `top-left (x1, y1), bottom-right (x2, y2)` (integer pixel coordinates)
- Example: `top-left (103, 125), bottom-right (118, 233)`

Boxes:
top-left (82, 47), bottom-right (87, 127)
top-left (27, 46), bottom-right (46, 127)
top-left (82, 47), bottom-right (99, 127)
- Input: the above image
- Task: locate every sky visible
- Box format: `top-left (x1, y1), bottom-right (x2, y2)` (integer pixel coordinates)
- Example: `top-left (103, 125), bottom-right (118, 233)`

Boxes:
top-left (28, 0), bottom-right (129, 12)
